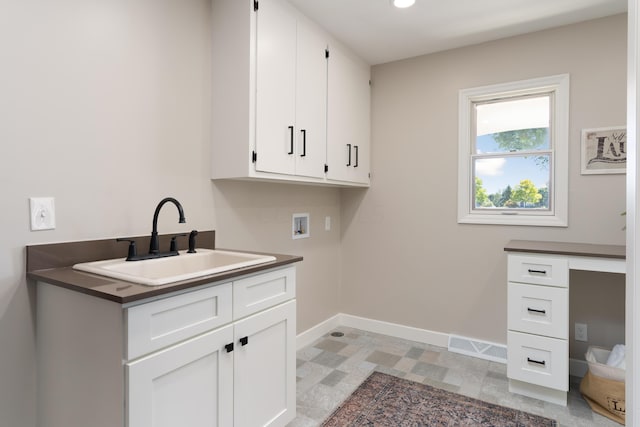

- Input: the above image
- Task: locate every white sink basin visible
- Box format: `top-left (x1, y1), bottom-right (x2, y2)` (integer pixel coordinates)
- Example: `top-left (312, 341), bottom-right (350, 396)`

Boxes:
top-left (72, 249), bottom-right (277, 286)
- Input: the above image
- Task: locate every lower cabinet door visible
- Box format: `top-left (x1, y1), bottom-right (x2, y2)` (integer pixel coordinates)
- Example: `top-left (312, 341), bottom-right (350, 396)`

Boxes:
top-left (126, 325), bottom-right (234, 427)
top-left (234, 300), bottom-right (296, 427)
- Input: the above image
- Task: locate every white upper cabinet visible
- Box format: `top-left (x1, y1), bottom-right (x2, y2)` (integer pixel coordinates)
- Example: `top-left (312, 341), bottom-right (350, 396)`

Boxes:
top-left (211, 0), bottom-right (370, 187)
top-left (254, 0), bottom-right (297, 176)
top-left (293, 22), bottom-right (329, 179)
top-left (327, 44), bottom-right (371, 184)
top-left (255, 0), bottom-right (326, 178)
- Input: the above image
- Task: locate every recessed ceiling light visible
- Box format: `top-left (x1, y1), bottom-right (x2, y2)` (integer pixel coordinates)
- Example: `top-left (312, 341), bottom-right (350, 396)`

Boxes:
top-left (391, 0), bottom-right (415, 8)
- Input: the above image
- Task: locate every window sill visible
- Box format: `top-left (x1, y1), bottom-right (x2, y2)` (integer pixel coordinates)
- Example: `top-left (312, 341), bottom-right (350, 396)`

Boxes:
top-left (457, 212), bottom-right (568, 227)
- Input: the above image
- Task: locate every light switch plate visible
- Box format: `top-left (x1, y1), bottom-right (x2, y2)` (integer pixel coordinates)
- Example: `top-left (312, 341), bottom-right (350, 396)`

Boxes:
top-left (30, 197), bottom-right (56, 231)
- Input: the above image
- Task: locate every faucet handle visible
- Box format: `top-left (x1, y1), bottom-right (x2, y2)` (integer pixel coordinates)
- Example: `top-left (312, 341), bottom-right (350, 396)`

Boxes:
top-left (188, 230), bottom-right (198, 253)
top-left (170, 234), bottom-right (188, 252)
top-left (116, 238), bottom-right (137, 261)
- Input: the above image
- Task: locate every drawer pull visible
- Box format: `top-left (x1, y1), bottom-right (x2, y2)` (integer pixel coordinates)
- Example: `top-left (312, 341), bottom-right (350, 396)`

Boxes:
top-left (527, 307), bottom-right (547, 315)
top-left (225, 343), bottom-right (234, 353)
top-left (527, 357), bottom-right (546, 366)
top-left (239, 336), bottom-right (249, 346)
top-left (527, 269), bottom-right (547, 275)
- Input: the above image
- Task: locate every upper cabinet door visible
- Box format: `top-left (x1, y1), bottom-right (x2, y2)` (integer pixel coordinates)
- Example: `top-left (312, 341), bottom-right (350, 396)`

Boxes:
top-left (255, 0), bottom-right (297, 175)
top-left (295, 22), bottom-right (328, 179)
top-left (327, 44), bottom-right (371, 184)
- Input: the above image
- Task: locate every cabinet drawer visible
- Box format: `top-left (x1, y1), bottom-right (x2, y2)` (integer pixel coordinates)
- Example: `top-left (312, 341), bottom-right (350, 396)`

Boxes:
top-left (508, 283), bottom-right (568, 339)
top-left (508, 255), bottom-right (568, 287)
top-left (233, 267), bottom-right (295, 320)
top-left (507, 331), bottom-right (568, 391)
top-left (126, 283), bottom-right (232, 360)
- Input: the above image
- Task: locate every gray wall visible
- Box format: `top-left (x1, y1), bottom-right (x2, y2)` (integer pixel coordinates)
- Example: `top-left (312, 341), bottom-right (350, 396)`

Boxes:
top-left (0, 2), bottom-right (626, 425)
top-left (213, 180), bottom-right (342, 334)
top-left (341, 14), bottom-right (627, 356)
top-left (0, 1), bottom-right (341, 425)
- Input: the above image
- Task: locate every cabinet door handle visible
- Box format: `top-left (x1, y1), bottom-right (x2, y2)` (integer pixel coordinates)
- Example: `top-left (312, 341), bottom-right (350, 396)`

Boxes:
top-left (527, 269), bottom-right (547, 275)
top-left (527, 307), bottom-right (546, 314)
top-left (288, 126), bottom-right (294, 154)
top-left (225, 343), bottom-right (234, 353)
top-left (354, 145), bottom-right (359, 168)
top-left (346, 144), bottom-right (352, 166)
top-left (239, 336), bottom-right (249, 346)
top-left (527, 357), bottom-right (546, 366)
top-left (300, 129), bottom-right (306, 157)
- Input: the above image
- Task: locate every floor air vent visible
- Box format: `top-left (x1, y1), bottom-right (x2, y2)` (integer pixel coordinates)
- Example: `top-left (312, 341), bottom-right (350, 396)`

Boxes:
top-left (448, 335), bottom-right (507, 364)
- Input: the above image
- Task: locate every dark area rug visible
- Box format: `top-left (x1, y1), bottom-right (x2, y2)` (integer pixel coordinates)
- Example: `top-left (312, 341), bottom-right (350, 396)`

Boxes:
top-left (321, 371), bottom-right (557, 426)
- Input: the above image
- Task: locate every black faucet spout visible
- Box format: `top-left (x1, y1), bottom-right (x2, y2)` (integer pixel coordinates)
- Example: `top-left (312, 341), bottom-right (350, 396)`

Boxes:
top-left (149, 197), bottom-right (186, 254)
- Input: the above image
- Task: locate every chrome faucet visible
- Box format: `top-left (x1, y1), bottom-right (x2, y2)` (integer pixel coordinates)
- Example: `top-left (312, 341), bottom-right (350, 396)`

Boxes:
top-left (149, 197), bottom-right (186, 254)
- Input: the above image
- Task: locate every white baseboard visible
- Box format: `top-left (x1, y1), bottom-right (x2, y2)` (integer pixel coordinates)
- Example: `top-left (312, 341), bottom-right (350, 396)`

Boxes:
top-left (296, 314), bottom-right (342, 351)
top-left (339, 314), bottom-right (450, 347)
top-left (296, 313), bottom-right (449, 351)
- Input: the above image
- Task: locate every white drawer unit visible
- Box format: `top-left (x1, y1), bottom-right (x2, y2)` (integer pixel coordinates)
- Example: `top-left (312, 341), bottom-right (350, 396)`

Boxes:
top-left (506, 252), bottom-right (569, 405)
top-left (507, 331), bottom-right (568, 391)
top-left (508, 254), bottom-right (568, 287)
top-left (503, 240), bottom-right (626, 407)
top-left (507, 282), bottom-right (568, 339)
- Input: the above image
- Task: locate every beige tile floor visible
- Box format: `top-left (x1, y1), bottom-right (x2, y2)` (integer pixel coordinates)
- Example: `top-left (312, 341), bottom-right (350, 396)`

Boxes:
top-left (288, 328), bottom-right (620, 427)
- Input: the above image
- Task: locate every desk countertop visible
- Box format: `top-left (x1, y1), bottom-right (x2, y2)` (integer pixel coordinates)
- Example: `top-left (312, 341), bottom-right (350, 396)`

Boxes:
top-left (504, 240), bottom-right (625, 259)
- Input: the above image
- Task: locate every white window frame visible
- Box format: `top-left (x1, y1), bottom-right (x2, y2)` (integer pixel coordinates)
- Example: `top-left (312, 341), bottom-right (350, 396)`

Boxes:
top-left (457, 74), bottom-right (569, 227)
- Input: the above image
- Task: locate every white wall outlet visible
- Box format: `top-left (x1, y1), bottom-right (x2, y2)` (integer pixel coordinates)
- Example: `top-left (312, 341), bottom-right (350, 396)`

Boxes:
top-left (292, 213), bottom-right (309, 239)
top-left (30, 197), bottom-right (56, 231)
top-left (575, 323), bottom-right (588, 342)
top-left (325, 216), bottom-right (331, 231)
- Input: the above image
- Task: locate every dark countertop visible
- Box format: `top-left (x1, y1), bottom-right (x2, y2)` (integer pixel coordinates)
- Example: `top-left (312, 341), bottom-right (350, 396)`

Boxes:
top-left (27, 230), bottom-right (303, 304)
top-left (504, 240), bottom-right (625, 259)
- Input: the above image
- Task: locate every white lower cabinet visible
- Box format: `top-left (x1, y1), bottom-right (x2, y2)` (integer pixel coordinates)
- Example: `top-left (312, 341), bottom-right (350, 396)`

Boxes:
top-left (127, 299), bottom-right (296, 427)
top-left (506, 254), bottom-right (569, 406)
top-left (36, 266), bottom-right (297, 427)
top-left (234, 301), bottom-right (296, 427)
top-left (127, 325), bottom-right (235, 427)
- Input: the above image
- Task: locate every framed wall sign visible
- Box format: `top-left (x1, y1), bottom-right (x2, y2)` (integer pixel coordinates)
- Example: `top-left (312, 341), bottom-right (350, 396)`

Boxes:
top-left (581, 126), bottom-right (626, 175)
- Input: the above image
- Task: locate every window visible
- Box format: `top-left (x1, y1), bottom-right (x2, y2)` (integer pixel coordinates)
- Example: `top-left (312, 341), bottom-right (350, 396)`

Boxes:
top-left (457, 75), bottom-right (569, 226)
